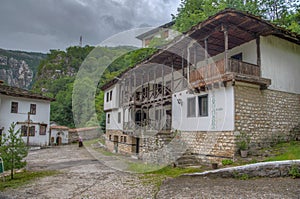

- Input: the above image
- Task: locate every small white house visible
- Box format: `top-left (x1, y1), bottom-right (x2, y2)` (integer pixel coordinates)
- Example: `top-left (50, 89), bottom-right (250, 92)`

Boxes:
top-left (50, 125), bottom-right (69, 145)
top-left (0, 83), bottom-right (54, 146)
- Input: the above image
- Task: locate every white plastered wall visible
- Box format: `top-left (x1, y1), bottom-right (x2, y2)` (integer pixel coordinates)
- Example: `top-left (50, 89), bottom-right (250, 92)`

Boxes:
top-left (260, 35), bottom-right (300, 94)
top-left (172, 85), bottom-right (234, 132)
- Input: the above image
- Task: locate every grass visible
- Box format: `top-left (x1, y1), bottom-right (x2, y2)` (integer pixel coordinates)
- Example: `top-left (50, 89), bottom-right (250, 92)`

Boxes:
top-left (83, 138), bottom-right (114, 156)
top-left (138, 166), bottom-right (204, 196)
top-left (0, 170), bottom-right (59, 191)
top-left (265, 141), bottom-right (300, 161)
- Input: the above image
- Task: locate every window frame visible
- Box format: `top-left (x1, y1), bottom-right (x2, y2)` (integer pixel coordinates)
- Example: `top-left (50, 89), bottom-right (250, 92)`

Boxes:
top-left (11, 101), bottom-right (18, 113)
top-left (39, 124), bottom-right (47, 135)
top-left (187, 97), bottom-right (196, 118)
top-left (198, 95), bottom-right (208, 117)
top-left (110, 90), bottom-right (113, 101)
top-left (106, 92), bottom-right (109, 102)
top-left (30, 104), bottom-right (36, 115)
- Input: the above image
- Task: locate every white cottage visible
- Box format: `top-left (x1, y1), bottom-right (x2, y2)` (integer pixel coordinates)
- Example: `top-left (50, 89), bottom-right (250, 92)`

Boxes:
top-left (50, 125), bottom-right (69, 145)
top-left (101, 9), bottom-right (300, 165)
top-left (0, 83), bottom-right (54, 146)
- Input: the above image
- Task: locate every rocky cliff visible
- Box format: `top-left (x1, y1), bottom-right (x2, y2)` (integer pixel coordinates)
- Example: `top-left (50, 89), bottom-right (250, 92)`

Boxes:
top-left (0, 48), bottom-right (46, 89)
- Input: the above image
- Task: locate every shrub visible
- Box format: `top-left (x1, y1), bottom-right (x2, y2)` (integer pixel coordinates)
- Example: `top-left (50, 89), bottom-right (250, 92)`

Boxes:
top-left (222, 159), bottom-right (233, 166)
top-left (289, 164), bottom-right (300, 179)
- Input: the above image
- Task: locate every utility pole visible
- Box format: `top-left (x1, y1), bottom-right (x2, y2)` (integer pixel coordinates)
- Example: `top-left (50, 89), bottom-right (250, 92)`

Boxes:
top-left (27, 112), bottom-right (30, 146)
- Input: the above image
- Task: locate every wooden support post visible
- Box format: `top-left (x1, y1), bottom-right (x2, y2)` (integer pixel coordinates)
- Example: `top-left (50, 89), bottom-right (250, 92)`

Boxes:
top-left (256, 36), bottom-right (261, 76)
top-left (171, 58), bottom-right (174, 93)
top-left (205, 38), bottom-right (208, 64)
top-left (181, 51), bottom-right (185, 90)
top-left (27, 112), bottom-right (30, 146)
top-left (224, 26), bottom-right (229, 72)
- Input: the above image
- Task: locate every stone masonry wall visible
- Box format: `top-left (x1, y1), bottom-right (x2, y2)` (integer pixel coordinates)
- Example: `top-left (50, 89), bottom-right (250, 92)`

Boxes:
top-left (235, 83), bottom-right (300, 149)
top-left (105, 130), bottom-right (134, 154)
top-left (179, 131), bottom-right (236, 165)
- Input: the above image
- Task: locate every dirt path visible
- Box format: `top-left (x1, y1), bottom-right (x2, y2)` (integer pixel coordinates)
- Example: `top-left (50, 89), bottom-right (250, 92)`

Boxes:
top-left (1, 145), bottom-right (155, 199)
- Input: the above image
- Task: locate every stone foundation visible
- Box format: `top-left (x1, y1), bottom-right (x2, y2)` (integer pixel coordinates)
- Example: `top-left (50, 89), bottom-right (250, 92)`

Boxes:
top-left (235, 83), bottom-right (300, 149)
top-left (178, 131), bottom-right (236, 165)
top-left (105, 130), bottom-right (136, 154)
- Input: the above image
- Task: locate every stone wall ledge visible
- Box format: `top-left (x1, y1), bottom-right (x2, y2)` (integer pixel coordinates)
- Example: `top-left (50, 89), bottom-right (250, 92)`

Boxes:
top-left (185, 160), bottom-right (300, 178)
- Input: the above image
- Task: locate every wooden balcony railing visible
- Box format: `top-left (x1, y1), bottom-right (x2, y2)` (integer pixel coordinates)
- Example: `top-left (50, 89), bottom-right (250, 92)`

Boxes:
top-left (189, 58), bottom-right (260, 87)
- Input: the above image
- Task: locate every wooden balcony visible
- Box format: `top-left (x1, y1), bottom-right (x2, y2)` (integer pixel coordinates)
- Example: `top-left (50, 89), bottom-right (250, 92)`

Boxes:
top-left (189, 58), bottom-right (270, 89)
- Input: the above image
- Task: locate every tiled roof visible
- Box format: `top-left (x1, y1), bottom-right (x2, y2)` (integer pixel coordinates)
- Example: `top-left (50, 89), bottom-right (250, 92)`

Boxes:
top-left (0, 84), bottom-right (55, 101)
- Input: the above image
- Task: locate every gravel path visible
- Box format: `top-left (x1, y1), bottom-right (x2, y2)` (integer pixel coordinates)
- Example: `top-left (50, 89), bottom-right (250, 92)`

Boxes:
top-left (157, 175), bottom-right (300, 199)
top-left (1, 144), bottom-right (299, 199)
top-left (1, 145), bottom-right (155, 199)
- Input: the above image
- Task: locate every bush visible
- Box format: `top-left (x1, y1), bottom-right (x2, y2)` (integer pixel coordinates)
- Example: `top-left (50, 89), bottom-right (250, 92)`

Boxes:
top-left (289, 164), bottom-right (300, 179)
top-left (222, 159), bottom-right (233, 166)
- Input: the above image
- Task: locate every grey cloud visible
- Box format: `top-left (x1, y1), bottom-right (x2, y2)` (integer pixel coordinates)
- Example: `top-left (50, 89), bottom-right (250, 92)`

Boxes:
top-left (0, 0), bottom-right (180, 52)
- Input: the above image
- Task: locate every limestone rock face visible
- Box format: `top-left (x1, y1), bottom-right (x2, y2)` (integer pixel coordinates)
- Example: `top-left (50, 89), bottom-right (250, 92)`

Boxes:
top-left (0, 49), bottom-right (46, 89)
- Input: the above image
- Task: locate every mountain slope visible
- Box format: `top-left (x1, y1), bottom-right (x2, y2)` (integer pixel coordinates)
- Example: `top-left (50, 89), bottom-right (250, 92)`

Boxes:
top-left (0, 48), bottom-right (46, 89)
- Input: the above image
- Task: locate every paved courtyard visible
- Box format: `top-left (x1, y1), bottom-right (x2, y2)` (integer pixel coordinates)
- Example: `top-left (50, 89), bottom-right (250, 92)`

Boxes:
top-left (1, 144), bottom-right (299, 199)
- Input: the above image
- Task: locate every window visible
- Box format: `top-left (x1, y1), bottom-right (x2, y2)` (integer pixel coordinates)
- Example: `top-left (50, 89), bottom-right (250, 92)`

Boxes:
top-left (118, 112), bottom-right (121, 123)
top-left (21, 125), bottom-right (35, 136)
top-left (231, 53), bottom-right (243, 61)
top-left (109, 135), bottom-right (112, 140)
top-left (124, 136), bottom-right (127, 143)
top-left (11, 102), bottom-right (18, 113)
top-left (106, 92), bottom-right (109, 102)
top-left (198, 95), bottom-right (208, 117)
top-left (30, 104), bottom-right (36, 115)
top-left (107, 113), bottom-right (110, 124)
top-left (29, 126), bottom-right (35, 136)
top-left (21, 125), bottom-right (27, 136)
top-left (187, 97), bottom-right (196, 117)
top-left (120, 136), bottom-right (123, 142)
top-left (110, 90), bottom-right (113, 101)
top-left (39, 124), bottom-right (47, 135)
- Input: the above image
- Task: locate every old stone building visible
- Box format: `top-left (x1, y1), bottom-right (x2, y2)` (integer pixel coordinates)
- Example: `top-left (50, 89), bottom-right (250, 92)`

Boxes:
top-left (101, 9), bottom-right (300, 166)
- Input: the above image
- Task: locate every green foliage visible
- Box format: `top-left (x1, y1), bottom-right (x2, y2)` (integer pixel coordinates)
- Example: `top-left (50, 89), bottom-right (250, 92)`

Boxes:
top-left (173, 0), bottom-right (300, 34)
top-left (233, 172), bottom-right (249, 180)
top-left (236, 131), bottom-right (251, 150)
top-left (266, 141), bottom-right (300, 161)
top-left (0, 170), bottom-right (59, 191)
top-left (222, 159), bottom-right (234, 166)
top-left (289, 164), bottom-right (300, 179)
top-left (0, 123), bottom-right (29, 179)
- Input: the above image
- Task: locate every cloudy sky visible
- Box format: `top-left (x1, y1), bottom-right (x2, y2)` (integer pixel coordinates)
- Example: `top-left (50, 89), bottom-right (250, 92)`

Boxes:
top-left (0, 0), bottom-right (181, 53)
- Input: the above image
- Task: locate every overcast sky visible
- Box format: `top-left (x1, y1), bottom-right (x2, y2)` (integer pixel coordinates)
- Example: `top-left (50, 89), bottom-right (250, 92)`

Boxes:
top-left (0, 0), bottom-right (181, 53)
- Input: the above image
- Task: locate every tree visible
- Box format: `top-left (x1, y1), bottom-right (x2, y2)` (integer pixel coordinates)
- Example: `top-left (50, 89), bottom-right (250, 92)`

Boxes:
top-left (0, 123), bottom-right (28, 179)
top-left (173, 0), bottom-right (300, 33)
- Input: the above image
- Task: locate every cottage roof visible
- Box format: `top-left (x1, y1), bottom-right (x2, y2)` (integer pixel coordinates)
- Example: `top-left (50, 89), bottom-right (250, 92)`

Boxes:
top-left (136, 21), bottom-right (175, 40)
top-left (50, 126), bottom-right (69, 130)
top-left (0, 84), bottom-right (55, 101)
top-left (101, 9), bottom-right (300, 91)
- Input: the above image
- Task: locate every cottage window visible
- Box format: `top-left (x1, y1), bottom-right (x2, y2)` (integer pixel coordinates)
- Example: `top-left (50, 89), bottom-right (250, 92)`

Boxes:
top-left (30, 104), bottom-right (36, 115)
top-left (124, 136), bottom-right (127, 143)
top-left (198, 95), bottom-right (208, 117)
top-left (107, 113), bottom-right (110, 124)
top-left (20, 125), bottom-right (35, 136)
top-left (118, 112), bottom-right (121, 123)
top-left (109, 135), bottom-right (112, 140)
top-left (120, 136), bottom-right (123, 142)
top-left (29, 126), bottom-right (35, 136)
top-left (187, 97), bottom-right (196, 117)
top-left (110, 90), bottom-right (113, 101)
top-left (11, 102), bottom-right (18, 113)
top-left (39, 124), bottom-right (47, 135)
top-left (106, 92), bottom-right (109, 102)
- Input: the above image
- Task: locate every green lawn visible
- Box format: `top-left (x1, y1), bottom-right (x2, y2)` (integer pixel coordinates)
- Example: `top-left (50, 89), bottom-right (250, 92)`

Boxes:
top-left (0, 170), bottom-right (59, 191)
top-left (266, 141), bottom-right (300, 161)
